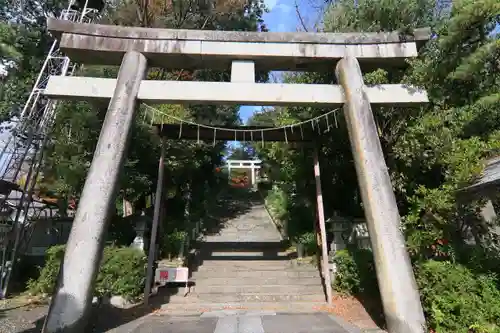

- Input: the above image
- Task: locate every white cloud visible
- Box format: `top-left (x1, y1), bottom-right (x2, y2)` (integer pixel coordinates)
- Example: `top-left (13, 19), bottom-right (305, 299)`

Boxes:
top-left (275, 3), bottom-right (292, 14)
top-left (264, 0), bottom-right (279, 10)
top-left (276, 23), bottom-right (286, 32)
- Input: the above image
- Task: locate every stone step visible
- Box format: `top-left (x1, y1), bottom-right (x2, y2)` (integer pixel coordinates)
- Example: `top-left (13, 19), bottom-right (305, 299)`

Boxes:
top-left (157, 301), bottom-right (333, 316)
top-left (195, 264), bottom-right (298, 271)
top-left (198, 241), bottom-right (288, 251)
top-left (201, 251), bottom-right (292, 257)
top-left (194, 266), bottom-right (318, 274)
top-left (191, 284), bottom-right (324, 294)
top-left (203, 234), bottom-right (281, 238)
top-left (192, 276), bottom-right (322, 286)
top-left (194, 260), bottom-right (315, 268)
top-left (167, 292), bottom-right (326, 303)
top-left (203, 234), bottom-right (282, 239)
top-left (192, 269), bottom-right (319, 279)
top-left (198, 255), bottom-right (294, 262)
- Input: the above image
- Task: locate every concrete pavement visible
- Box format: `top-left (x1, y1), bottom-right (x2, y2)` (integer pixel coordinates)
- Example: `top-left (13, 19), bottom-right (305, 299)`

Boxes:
top-left (112, 311), bottom-right (367, 333)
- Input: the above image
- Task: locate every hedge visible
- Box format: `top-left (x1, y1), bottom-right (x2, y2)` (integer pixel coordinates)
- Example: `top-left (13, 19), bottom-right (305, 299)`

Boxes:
top-left (27, 245), bottom-right (147, 301)
top-left (332, 249), bottom-right (500, 333)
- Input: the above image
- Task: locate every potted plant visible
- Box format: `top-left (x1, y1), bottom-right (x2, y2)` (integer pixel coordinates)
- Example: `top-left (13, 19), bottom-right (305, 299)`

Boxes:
top-left (296, 242), bottom-right (305, 258)
top-left (297, 232), bottom-right (316, 258)
top-left (176, 231), bottom-right (188, 259)
top-left (162, 229), bottom-right (188, 260)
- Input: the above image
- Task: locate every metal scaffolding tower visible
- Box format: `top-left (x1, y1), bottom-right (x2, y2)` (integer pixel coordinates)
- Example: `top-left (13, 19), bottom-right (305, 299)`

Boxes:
top-left (0, 0), bottom-right (104, 298)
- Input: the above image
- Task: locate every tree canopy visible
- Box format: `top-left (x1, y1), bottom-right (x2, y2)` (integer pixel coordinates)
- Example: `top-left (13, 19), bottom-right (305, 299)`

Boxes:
top-left (0, 0), bottom-right (269, 241)
top-left (252, 0), bottom-right (500, 249)
top-left (248, 0), bottom-right (500, 330)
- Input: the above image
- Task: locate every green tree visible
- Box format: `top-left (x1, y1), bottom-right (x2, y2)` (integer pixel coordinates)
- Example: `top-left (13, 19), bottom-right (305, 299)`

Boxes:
top-left (256, 0), bottom-right (500, 330)
top-left (226, 145), bottom-right (256, 160)
top-left (37, 0), bottom-right (269, 239)
top-left (0, 0), bottom-right (69, 122)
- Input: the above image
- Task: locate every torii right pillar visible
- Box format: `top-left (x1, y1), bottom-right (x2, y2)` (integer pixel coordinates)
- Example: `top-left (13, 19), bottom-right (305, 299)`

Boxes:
top-left (335, 56), bottom-right (427, 333)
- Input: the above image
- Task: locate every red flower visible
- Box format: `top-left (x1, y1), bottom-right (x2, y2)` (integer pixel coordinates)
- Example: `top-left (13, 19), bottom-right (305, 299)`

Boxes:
top-left (436, 238), bottom-right (449, 246)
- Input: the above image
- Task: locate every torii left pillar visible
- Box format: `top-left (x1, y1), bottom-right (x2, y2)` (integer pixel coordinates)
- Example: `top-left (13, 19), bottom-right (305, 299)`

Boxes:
top-left (42, 51), bottom-right (148, 333)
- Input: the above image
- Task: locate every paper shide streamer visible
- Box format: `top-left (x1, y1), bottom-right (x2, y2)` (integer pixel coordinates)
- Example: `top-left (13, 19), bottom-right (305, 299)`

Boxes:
top-left (141, 104), bottom-right (341, 143)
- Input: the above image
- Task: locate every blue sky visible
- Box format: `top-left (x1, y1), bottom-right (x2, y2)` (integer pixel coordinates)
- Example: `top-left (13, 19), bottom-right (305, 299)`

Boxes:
top-left (238, 0), bottom-right (318, 124)
top-left (238, 4), bottom-right (500, 125)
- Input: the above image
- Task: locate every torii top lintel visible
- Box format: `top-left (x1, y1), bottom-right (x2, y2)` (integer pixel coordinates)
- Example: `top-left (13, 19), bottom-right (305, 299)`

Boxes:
top-left (47, 18), bottom-right (431, 72)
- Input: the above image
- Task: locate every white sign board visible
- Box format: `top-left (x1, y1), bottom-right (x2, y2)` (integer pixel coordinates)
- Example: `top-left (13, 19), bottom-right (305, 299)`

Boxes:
top-left (155, 267), bottom-right (188, 283)
top-left (154, 267), bottom-right (190, 296)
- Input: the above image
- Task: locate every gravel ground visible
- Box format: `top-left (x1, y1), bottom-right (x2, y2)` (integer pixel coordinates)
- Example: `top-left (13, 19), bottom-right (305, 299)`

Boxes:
top-left (0, 303), bottom-right (47, 333)
top-left (327, 295), bottom-right (385, 331)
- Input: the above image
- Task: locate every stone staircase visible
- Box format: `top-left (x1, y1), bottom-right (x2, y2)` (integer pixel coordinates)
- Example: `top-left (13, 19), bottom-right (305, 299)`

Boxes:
top-left (158, 190), bottom-right (328, 315)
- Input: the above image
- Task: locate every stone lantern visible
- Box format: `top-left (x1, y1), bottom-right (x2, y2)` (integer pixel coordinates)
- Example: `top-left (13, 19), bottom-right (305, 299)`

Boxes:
top-left (130, 211), bottom-right (149, 253)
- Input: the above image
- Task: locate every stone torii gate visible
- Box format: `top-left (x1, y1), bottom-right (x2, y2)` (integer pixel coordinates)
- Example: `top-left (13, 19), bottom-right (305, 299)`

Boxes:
top-left (42, 18), bottom-right (430, 333)
top-left (226, 159), bottom-right (262, 187)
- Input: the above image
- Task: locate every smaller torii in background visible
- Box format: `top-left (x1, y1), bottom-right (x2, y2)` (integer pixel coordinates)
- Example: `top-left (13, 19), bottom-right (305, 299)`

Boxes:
top-left (225, 159), bottom-right (262, 189)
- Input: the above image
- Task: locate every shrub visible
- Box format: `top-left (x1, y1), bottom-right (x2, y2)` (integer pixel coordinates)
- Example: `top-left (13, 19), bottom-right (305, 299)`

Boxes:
top-left (28, 245), bottom-right (147, 301)
top-left (287, 204), bottom-right (315, 240)
top-left (95, 247), bottom-right (147, 300)
top-left (27, 245), bottom-right (65, 296)
top-left (332, 248), bottom-right (378, 296)
top-left (264, 185), bottom-right (288, 226)
top-left (333, 249), bottom-right (500, 332)
top-left (332, 249), bottom-right (360, 294)
top-left (297, 232), bottom-right (317, 256)
top-left (161, 229), bottom-right (188, 259)
top-left (415, 260), bottom-right (500, 333)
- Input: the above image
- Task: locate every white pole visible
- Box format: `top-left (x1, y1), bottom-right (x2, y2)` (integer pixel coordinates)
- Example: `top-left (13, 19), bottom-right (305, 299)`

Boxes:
top-left (251, 167), bottom-right (256, 187)
top-left (144, 138), bottom-right (165, 305)
top-left (313, 147), bottom-right (333, 305)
